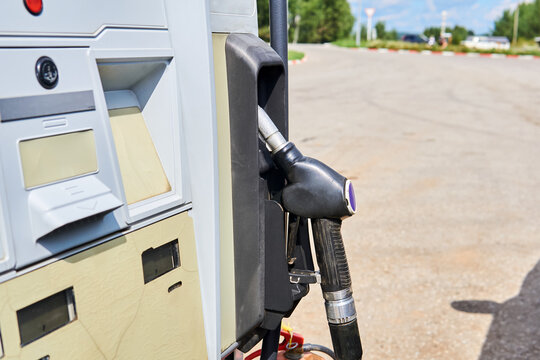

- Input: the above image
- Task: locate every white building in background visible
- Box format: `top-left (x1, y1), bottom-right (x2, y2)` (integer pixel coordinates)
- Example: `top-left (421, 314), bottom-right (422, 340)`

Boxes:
top-left (461, 36), bottom-right (511, 50)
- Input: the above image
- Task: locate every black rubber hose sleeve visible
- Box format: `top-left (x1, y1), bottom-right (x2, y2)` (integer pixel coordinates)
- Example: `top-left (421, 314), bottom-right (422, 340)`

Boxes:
top-left (311, 218), bottom-right (352, 293)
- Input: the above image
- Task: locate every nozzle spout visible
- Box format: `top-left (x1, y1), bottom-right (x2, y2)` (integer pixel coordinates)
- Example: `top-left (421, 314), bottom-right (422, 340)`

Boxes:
top-left (258, 106), bottom-right (288, 153)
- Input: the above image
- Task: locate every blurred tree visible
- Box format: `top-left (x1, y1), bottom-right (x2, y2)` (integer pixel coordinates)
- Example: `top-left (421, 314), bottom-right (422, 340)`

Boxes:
top-left (493, 0), bottom-right (540, 40)
top-left (518, 0), bottom-right (540, 39)
top-left (385, 29), bottom-right (398, 40)
top-left (257, 0), bottom-right (270, 41)
top-left (423, 26), bottom-right (440, 38)
top-left (423, 25), bottom-right (473, 44)
top-left (259, 0), bottom-right (354, 43)
top-left (451, 25), bottom-right (470, 45)
top-left (374, 21), bottom-right (386, 40)
top-left (374, 21), bottom-right (398, 40)
top-left (295, 0), bottom-right (325, 43)
top-left (318, 0), bottom-right (355, 42)
top-left (288, 0), bottom-right (300, 41)
top-left (493, 10), bottom-right (513, 39)
top-left (360, 24), bottom-right (368, 41)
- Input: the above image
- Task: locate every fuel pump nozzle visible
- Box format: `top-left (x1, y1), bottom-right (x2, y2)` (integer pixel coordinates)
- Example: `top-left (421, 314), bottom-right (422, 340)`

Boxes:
top-left (258, 106), bottom-right (363, 360)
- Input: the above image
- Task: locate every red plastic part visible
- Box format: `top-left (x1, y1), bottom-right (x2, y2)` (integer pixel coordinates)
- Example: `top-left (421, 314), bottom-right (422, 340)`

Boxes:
top-left (24, 0), bottom-right (43, 15)
top-left (245, 330), bottom-right (305, 360)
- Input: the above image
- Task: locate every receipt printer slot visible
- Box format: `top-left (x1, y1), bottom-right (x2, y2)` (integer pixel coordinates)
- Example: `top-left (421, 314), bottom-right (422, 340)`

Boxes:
top-left (28, 176), bottom-right (123, 242)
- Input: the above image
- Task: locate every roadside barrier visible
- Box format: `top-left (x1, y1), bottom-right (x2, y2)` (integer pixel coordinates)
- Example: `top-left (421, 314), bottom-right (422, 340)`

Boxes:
top-left (360, 47), bottom-right (540, 60)
top-left (288, 56), bottom-right (308, 65)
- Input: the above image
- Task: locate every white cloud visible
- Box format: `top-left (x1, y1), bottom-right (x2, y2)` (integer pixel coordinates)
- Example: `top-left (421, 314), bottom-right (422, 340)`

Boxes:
top-left (426, 0), bottom-right (436, 12)
top-left (347, 0), bottom-right (410, 10)
top-left (485, 0), bottom-right (534, 20)
top-left (378, 8), bottom-right (410, 22)
top-left (379, 0), bottom-right (408, 7)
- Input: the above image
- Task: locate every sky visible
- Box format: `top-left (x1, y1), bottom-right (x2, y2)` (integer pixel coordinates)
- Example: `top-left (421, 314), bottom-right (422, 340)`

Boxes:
top-left (347, 0), bottom-right (531, 34)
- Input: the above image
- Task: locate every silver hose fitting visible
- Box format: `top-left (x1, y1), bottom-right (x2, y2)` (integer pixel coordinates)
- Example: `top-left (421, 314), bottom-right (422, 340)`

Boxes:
top-left (324, 289), bottom-right (357, 324)
top-left (257, 106), bottom-right (288, 153)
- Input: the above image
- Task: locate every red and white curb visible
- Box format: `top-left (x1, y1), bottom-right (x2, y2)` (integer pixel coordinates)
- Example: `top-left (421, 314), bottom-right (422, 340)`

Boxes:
top-left (289, 56), bottom-right (307, 65)
top-left (357, 47), bottom-right (540, 60)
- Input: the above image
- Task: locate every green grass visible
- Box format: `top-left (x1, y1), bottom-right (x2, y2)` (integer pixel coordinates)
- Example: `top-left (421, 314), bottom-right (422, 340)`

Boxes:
top-left (333, 38), bottom-right (368, 48)
top-left (332, 38), bottom-right (540, 57)
top-left (288, 50), bottom-right (305, 61)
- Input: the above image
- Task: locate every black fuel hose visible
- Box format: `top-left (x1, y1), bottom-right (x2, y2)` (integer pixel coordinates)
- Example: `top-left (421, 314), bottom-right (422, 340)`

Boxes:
top-left (312, 219), bottom-right (363, 360)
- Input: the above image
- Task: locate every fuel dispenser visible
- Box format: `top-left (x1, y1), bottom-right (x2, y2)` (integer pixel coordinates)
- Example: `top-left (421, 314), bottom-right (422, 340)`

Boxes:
top-left (215, 23), bottom-right (362, 360)
top-left (0, 1), bottom-right (212, 359)
top-left (0, 0), bottom-right (362, 359)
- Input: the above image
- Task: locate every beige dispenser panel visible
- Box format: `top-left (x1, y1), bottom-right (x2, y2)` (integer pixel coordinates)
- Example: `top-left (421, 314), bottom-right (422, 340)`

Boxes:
top-left (0, 213), bottom-right (207, 359)
top-left (108, 107), bottom-right (171, 204)
top-left (19, 130), bottom-right (98, 189)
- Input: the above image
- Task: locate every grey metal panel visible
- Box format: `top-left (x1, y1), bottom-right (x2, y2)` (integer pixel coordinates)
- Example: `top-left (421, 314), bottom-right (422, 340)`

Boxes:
top-left (0, 90), bottom-right (95, 122)
top-left (209, 0), bottom-right (258, 35)
top-left (0, 1), bottom-right (166, 36)
top-left (164, 1), bottom-right (220, 358)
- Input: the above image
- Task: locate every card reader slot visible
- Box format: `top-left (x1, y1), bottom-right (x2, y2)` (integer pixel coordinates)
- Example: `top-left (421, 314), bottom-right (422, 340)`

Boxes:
top-left (0, 90), bottom-right (95, 122)
top-left (17, 288), bottom-right (76, 346)
top-left (142, 240), bottom-right (180, 284)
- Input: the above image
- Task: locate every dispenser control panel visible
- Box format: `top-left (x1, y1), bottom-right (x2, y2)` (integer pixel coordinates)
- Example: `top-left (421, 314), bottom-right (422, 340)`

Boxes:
top-left (0, 16), bottom-right (189, 275)
top-left (0, 48), bottom-right (127, 269)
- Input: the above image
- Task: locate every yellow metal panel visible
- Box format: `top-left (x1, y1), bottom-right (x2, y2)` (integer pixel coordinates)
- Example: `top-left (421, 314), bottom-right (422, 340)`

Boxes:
top-left (212, 33), bottom-right (237, 351)
top-left (19, 130), bottom-right (97, 188)
top-left (0, 212), bottom-right (207, 359)
top-left (108, 107), bottom-right (171, 205)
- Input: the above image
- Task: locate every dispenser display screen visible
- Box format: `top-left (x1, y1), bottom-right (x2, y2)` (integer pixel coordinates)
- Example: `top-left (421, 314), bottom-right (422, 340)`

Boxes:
top-left (19, 130), bottom-right (98, 188)
top-left (108, 107), bottom-right (171, 204)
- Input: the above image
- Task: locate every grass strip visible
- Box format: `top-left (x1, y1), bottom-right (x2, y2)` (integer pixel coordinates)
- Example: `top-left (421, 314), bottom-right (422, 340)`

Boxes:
top-left (289, 50), bottom-right (305, 61)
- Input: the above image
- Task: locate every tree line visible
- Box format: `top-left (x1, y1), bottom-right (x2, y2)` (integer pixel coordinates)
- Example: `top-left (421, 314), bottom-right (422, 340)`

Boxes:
top-left (257, 0), bottom-right (354, 43)
top-left (423, 25), bottom-right (474, 45)
top-left (257, 0), bottom-right (540, 44)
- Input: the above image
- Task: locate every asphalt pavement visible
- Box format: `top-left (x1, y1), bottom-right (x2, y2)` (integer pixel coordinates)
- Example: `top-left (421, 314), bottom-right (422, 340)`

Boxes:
top-left (285, 44), bottom-right (540, 360)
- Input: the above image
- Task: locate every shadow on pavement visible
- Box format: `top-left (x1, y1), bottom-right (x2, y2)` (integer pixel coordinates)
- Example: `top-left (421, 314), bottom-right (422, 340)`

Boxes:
top-left (451, 261), bottom-right (540, 360)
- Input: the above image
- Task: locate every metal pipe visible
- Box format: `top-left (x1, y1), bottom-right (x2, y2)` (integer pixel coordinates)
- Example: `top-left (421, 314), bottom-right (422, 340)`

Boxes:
top-left (269, 0), bottom-right (288, 73)
top-left (269, 0), bottom-right (288, 130)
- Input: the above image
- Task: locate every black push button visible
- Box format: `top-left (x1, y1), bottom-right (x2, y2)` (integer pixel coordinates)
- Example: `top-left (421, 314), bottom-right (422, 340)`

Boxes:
top-left (35, 57), bottom-right (58, 89)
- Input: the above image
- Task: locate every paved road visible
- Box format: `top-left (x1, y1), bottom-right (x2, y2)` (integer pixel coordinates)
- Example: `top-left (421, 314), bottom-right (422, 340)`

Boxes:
top-left (285, 44), bottom-right (540, 359)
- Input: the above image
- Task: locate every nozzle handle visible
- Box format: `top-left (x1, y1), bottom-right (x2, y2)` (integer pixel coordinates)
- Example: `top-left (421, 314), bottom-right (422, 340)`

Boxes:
top-left (312, 218), bottom-right (363, 360)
